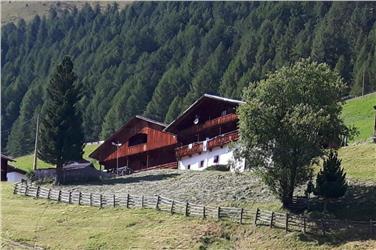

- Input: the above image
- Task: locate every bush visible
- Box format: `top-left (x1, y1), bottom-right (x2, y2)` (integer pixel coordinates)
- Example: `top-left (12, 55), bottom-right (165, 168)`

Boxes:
top-left (206, 164), bottom-right (230, 171)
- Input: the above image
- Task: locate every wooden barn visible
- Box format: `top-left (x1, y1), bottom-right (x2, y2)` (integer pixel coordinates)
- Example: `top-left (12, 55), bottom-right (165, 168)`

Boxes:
top-left (61, 162), bottom-right (101, 184)
top-left (90, 116), bottom-right (178, 172)
top-left (164, 94), bottom-right (245, 171)
top-left (1, 154), bottom-right (26, 182)
top-left (1, 154), bottom-right (15, 181)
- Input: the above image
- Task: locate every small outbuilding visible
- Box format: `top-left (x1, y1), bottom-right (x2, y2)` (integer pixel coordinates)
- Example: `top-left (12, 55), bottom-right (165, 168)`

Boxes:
top-left (33, 161), bottom-right (101, 184)
top-left (1, 154), bottom-right (13, 181)
top-left (6, 165), bottom-right (27, 183)
top-left (61, 161), bottom-right (101, 184)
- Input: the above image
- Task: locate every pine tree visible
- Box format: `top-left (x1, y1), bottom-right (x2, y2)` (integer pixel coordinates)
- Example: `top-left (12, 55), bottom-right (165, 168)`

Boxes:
top-left (38, 56), bottom-right (84, 184)
top-left (315, 150), bottom-right (348, 211)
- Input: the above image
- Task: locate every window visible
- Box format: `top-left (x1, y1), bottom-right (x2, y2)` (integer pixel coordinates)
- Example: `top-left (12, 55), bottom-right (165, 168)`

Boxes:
top-left (200, 160), bottom-right (204, 168)
top-left (214, 155), bottom-right (219, 164)
top-left (128, 133), bottom-right (147, 146)
top-left (187, 164), bottom-right (191, 170)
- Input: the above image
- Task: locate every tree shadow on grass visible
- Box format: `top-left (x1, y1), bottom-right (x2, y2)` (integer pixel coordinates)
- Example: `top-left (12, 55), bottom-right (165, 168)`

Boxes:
top-left (308, 183), bottom-right (376, 220)
top-left (299, 182), bottom-right (376, 246)
top-left (298, 231), bottom-right (376, 247)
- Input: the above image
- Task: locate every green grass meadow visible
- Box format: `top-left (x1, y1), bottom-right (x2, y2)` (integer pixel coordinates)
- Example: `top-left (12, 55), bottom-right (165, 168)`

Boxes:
top-left (1, 183), bottom-right (375, 249)
top-left (341, 92), bottom-right (376, 143)
top-left (14, 144), bottom-right (99, 172)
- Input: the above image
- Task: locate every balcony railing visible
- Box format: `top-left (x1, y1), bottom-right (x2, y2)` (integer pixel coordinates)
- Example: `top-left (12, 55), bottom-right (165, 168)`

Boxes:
top-left (176, 130), bottom-right (239, 158)
top-left (180, 113), bottom-right (238, 136)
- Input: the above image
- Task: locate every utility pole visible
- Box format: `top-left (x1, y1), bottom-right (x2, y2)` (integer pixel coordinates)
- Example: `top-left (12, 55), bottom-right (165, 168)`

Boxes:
top-left (362, 67), bottom-right (365, 96)
top-left (111, 141), bottom-right (122, 175)
top-left (33, 114), bottom-right (40, 170)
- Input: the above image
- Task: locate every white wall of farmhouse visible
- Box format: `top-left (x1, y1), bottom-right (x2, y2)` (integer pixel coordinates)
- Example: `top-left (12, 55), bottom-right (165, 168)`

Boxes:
top-left (178, 144), bottom-right (245, 172)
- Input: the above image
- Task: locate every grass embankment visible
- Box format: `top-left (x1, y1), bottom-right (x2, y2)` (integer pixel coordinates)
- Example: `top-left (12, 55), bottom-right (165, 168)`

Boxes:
top-left (1, 183), bottom-right (375, 250)
top-left (338, 143), bottom-right (376, 182)
top-left (14, 144), bottom-right (99, 172)
top-left (341, 92), bottom-right (376, 143)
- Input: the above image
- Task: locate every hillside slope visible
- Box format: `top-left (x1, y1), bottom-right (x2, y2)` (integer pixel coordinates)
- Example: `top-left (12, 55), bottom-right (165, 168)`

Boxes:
top-left (1, 1), bottom-right (131, 25)
top-left (2, 183), bottom-right (376, 249)
top-left (342, 92), bottom-right (376, 142)
top-left (2, 2), bottom-right (376, 157)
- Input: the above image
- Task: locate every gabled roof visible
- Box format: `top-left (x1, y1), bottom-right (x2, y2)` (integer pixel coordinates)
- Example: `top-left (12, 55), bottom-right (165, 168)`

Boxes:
top-left (89, 115), bottom-right (169, 160)
top-left (135, 115), bottom-right (167, 127)
top-left (164, 94), bottom-right (244, 132)
top-left (1, 154), bottom-right (15, 162)
top-left (7, 165), bottom-right (26, 174)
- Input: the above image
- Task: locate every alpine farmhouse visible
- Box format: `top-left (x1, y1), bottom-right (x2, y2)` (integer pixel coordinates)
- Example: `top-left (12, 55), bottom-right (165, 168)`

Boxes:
top-left (90, 94), bottom-right (245, 172)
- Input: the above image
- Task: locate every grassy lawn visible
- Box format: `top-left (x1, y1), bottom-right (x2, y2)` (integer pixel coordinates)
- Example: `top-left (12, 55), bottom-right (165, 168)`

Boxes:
top-left (1, 183), bottom-right (375, 250)
top-left (13, 144), bottom-right (100, 173)
top-left (341, 92), bottom-right (376, 143)
top-left (338, 143), bottom-right (376, 182)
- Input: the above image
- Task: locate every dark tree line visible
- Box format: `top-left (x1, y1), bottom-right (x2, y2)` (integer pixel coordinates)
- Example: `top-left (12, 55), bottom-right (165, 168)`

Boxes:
top-left (2, 2), bottom-right (376, 156)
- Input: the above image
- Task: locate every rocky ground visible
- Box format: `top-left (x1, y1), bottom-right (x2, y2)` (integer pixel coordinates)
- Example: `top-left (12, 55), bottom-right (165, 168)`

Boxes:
top-left (59, 169), bottom-right (278, 206)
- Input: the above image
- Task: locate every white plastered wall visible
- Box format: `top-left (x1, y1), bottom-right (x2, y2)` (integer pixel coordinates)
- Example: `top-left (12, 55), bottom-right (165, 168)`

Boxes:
top-left (178, 144), bottom-right (245, 172)
top-left (6, 172), bottom-right (26, 183)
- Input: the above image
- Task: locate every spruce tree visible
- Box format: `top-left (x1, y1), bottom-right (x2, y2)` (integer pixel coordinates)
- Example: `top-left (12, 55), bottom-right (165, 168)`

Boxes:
top-left (315, 150), bottom-right (348, 211)
top-left (38, 56), bottom-right (84, 184)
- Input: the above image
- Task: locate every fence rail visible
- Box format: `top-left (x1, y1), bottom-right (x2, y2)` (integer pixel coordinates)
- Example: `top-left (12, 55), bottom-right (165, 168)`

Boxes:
top-left (13, 182), bottom-right (375, 236)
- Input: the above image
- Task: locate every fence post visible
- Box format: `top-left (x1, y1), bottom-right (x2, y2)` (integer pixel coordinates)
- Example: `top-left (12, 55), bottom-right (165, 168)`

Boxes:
top-left (155, 195), bottom-right (160, 210)
top-left (141, 195), bottom-right (144, 208)
top-left (203, 206), bottom-right (206, 219)
top-left (170, 200), bottom-right (175, 214)
top-left (13, 184), bottom-right (16, 194)
top-left (58, 190), bottom-right (62, 202)
top-left (240, 208), bottom-right (244, 224)
top-left (285, 213), bottom-right (289, 232)
top-left (35, 186), bottom-right (40, 198)
top-left (303, 216), bottom-right (307, 234)
top-left (69, 192), bottom-right (72, 204)
top-left (270, 212), bottom-right (274, 228)
top-left (14, 183), bottom-right (20, 194)
top-left (321, 219), bottom-right (326, 236)
top-left (126, 194), bottom-right (130, 208)
top-left (113, 194), bottom-right (116, 207)
top-left (47, 188), bottom-right (51, 199)
top-left (90, 193), bottom-right (93, 206)
top-left (78, 192), bottom-right (82, 205)
top-left (24, 185), bottom-right (28, 196)
top-left (254, 208), bottom-right (259, 226)
top-left (185, 202), bottom-right (189, 216)
top-left (100, 194), bottom-right (103, 208)
top-left (217, 207), bottom-right (221, 220)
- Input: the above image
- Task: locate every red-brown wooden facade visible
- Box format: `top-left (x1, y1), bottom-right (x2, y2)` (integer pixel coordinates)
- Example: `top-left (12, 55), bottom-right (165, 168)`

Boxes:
top-left (90, 116), bottom-right (177, 171)
top-left (165, 94), bottom-right (244, 159)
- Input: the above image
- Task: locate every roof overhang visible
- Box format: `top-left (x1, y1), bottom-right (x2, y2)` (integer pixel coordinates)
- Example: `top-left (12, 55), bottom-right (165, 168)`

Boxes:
top-left (89, 116), bottom-right (168, 160)
top-left (164, 94), bottom-right (244, 132)
top-left (1, 154), bottom-right (15, 162)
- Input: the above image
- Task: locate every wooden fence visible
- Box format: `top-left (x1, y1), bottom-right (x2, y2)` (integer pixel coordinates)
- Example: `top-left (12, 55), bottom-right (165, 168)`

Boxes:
top-left (13, 182), bottom-right (375, 237)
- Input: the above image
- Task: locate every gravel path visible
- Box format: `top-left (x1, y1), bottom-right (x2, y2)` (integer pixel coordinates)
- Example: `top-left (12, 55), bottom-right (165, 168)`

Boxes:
top-left (60, 169), bottom-right (277, 205)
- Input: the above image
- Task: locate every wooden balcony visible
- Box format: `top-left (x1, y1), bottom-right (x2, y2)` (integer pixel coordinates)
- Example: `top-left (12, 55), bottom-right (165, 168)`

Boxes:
top-left (180, 113), bottom-right (238, 136)
top-left (176, 130), bottom-right (239, 158)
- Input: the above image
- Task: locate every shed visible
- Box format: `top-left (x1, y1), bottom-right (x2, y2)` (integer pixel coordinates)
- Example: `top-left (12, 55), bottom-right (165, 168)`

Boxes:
top-left (61, 162), bottom-right (101, 184)
top-left (1, 154), bottom-right (15, 181)
top-left (6, 165), bottom-right (27, 183)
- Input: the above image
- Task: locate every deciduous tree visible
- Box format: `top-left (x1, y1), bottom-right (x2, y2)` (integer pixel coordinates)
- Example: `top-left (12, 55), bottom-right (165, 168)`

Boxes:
top-left (237, 59), bottom-right (353, 207)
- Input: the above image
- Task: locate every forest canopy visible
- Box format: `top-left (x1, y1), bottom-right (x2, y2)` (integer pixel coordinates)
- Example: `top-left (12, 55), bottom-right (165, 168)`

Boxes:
top-left (2, 2), bottom-right (376, 156)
